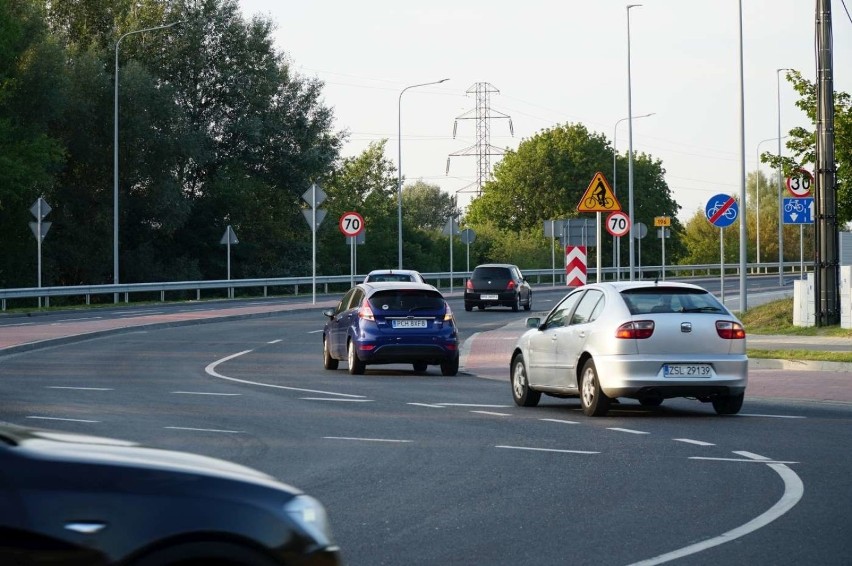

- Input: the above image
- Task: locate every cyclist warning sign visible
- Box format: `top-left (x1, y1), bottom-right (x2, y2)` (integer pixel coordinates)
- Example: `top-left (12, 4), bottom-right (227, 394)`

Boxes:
top-left (577, 172), bottom-right (621, 213)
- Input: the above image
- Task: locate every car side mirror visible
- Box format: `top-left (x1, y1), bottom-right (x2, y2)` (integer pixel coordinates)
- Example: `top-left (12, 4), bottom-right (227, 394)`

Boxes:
top-left (322, 308), bottom-right (335, 319)
top-left (525, 317), bottom-right (541, 328)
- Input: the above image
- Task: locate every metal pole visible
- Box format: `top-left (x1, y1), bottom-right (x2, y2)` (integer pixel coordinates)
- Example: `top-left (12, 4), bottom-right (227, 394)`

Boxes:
top-left (737, 0), bottom-right (747, 312)
top-left (626, 4), bottom-right (642, 281)
top-left (720, 228), bottom-right (725, 304)
top-left (777, 68), bottom-right (792, 285)
top-left (397, 78), bottom-right (449, 269)
top-left (755, 136), bottom-right (786, 272)
top-left (312, 184), bottom-right (316, 304)
top-left (37, 198), bottom-right (43, 308)
top-left (551, 220), bottom-right (556, 286)
top-left (114, 21), bottom-right (180, 301)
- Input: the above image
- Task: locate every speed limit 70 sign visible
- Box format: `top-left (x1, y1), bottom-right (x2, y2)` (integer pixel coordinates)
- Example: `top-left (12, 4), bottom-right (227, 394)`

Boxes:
top-left (606, 211), bottom-right (630, 237)
top-left (338, 211), bottom-right (365, 237)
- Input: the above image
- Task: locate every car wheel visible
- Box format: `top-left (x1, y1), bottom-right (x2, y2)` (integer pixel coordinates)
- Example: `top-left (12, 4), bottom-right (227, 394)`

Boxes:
top-left (580, 359), bottom-right (611, 416)
top-left (464, 302), bottom-right (473, 312)
top-left (511, 353), bottom-right (541, 407)
top-left (347, 340), bottom-right (365, 375)
top-left (524, 292), bottom-right (532, 311)
top-left (712, 392), bottom-right (744, 415)
top-left (413, 362), bottom-right (428, 373)
top-left (323, 337), bottom-right (338, 370)
top-left (511, 294), bottom-right (520, 312)
top-left (440, 356), bottom-right (459, 376)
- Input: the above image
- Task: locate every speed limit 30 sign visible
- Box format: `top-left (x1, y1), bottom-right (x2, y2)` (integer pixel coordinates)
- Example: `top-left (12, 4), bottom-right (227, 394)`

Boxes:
top-left (338, 211), bottom-right (365, 237)
top-left (606, 211), bottom-right (630, 237)
top-left (786, 168), bottom-right (814, 198)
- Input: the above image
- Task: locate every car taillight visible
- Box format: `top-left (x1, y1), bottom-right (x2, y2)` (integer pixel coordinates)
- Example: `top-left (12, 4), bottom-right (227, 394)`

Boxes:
top-left (442, 301), bottom-right (456, 322)
top-left (466, 279), bottom-right (473, 289)
top-left (716, 321), bottom-right (745, 339)
top-left (506, 280), bottom-right (516, 290)
top-left (615, 321), bottom-right (655, 339)
top-left (358, 299), bottom-right (375, 321)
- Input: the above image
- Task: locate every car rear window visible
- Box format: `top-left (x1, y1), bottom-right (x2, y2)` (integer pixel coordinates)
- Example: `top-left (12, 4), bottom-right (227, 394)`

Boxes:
top-left (473, 267), bottom-right (511, 279)
top-left (369, 290), bottom-right (445, 312)
top-left (620, 287), bottom-right (725, 315)
top-left (367, 274), bottom-right (412, 282)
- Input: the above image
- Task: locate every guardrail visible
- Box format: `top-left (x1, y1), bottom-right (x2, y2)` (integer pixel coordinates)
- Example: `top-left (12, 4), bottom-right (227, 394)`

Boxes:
top-left (0, 262), bottom-right (809, 311)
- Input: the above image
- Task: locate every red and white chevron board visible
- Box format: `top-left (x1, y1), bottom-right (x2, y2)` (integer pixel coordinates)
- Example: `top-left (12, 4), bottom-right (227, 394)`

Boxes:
top-left (565, 245), bottom-right (587, 287)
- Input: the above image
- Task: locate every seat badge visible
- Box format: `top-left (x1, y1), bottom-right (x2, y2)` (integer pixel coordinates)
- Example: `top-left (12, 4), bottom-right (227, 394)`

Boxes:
top-left (681, 322), bottom-right (692, 333)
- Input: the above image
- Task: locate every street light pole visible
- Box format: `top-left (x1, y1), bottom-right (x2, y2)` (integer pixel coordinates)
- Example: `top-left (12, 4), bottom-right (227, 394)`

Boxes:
top-left (755, 135), bottom-right (787, 270)
top-left (777, 67), bottom-right (793, 285)
top-left (737, 0), bottom-right (747, 312)
top-left (397, 78), bottom-right (449, 269)
top-left (114, 21), bottom-right (181, 296)
top-left (613, 111), bottom-right (654, 280)
top-left (626, 3), bottom-right (642, 281)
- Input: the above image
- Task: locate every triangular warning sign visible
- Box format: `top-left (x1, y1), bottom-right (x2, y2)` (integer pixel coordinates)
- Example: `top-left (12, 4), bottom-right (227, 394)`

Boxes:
top-left (577, 172), bottom-right (622, 212)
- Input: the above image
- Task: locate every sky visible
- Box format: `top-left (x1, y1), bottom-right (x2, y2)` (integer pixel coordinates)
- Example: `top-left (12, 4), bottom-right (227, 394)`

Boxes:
top-left (238, 0), bottom-right (852, 223)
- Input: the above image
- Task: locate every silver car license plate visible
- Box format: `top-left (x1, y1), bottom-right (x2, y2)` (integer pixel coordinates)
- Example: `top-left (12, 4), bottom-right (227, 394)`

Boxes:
top-left (392, 319), bottom-right (428, 329)
top-left (664, 364), bottom-right (712, 377)
top-left (481, 294), bottom-right (498, 300)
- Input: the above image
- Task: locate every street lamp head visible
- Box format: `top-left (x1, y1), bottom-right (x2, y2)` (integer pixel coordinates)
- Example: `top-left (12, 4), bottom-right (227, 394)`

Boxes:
top-left (627, 4), bottom-right (642, 9)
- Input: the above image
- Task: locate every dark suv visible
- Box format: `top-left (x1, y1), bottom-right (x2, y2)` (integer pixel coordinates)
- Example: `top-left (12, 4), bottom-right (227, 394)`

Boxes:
top-left (465, 264), bottom-right (532, 312)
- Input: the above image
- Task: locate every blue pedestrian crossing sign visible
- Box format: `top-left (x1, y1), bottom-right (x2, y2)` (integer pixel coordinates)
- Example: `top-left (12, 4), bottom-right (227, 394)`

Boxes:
top-left (782, 197), bottom-right (814, 224)
top-left (705, 193), bottom-right (738, 228)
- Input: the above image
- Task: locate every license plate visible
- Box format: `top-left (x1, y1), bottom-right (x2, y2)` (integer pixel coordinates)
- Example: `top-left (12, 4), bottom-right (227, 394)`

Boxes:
top-left (663, 364), bottom-right (712, 377)
top-left (392, 319), bottom-right (428, 329)
top-left (481, 294), bottom-right (499, 300)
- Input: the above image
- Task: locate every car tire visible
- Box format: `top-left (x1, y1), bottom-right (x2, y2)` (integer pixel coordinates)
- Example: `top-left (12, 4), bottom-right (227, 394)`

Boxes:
top-left (413, 362), bottom-right (428, 373)
top-left (580, 358), bottom-right (611, 416)
top-left (524, 292), bottom-right (532, 311)
top-left (712, 392), bottom-right (744, 415)
top-left (511, 353), bottom-right (541, 407)
top-left (464, 302), bottom-right (473, 312)
top-left (347, 340), bottom-right (365, 375)
top-left (511, 294), bottom-right (520, 312)
top-left (323, 337), bottom-right (338, 370)
top-left (440, 356), bottom-right (459, 376)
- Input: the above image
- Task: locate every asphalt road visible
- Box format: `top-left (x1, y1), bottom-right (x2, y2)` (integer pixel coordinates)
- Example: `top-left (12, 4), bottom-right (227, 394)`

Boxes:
top-left (1, 292), bottom-right (850, 566)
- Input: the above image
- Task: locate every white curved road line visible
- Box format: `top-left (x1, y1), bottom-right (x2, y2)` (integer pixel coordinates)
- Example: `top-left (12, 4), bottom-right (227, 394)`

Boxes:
top-left (628, 451), bottom-right (804, 566)
top-left (205, 350), bottom-right (365, 399)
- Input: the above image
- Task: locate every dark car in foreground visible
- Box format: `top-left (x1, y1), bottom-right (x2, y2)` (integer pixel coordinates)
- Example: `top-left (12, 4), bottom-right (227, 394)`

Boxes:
top-left (510, 281), bottom-right (748, 416)
top-left (0, 423), bottom-right (340, 566)
top-left (464, 263), bottom-right (532, 312)
top-left (323, 282), bottom-right (459, 375)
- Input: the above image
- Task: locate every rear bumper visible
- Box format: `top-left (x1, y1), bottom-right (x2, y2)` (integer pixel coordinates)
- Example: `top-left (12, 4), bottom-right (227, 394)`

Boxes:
top-left (593, 354), bottom-right (748, 399)
top-left (464, 291), bottom-right (517, 306)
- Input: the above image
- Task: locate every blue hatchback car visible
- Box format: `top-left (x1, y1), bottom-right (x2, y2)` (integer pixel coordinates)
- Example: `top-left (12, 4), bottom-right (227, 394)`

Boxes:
top-left (322, 282), bottom-right (460, 375)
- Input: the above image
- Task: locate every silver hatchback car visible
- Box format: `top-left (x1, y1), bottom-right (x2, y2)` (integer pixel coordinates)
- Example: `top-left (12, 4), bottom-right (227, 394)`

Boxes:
top-left (510, 281), bottom-right (747, 416)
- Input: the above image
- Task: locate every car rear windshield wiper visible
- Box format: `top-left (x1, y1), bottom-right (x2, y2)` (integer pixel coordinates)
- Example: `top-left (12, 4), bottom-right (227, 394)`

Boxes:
top-left (408, 306), bottom-right (437, 312)
top-left (681, 306), bottom-right (722, 313)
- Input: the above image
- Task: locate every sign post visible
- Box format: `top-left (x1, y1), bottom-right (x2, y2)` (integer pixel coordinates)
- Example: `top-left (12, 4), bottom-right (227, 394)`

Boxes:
top-left (705, 194), bottom-right (739, 303)
top-left (219, 225), bottom-right (239, 299)
top-left (654, 216), bottom-right (671, 280)
top-left (577, 172), bottom-right (620, 283)
top-left (460, 228), bottom-right (476, 273)
top-left (29, 197), bottom-right (52, 308)
top-left (606, 211), bottom-right (630, 280)
top-left (631, 222), bottom-right (648, 279)
top-left (339, 211), bottom-right (365, 287)
top-left (302, 183), bottom-right (327, 303)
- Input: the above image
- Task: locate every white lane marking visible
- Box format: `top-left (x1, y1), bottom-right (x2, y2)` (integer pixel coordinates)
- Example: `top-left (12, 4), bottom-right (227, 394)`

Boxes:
top-left (436, 403), bottom-right (512, 408)
top-left (308, 329), bottom-right (324, 334)
top-left (324, 436), bottom-right (412, 443)
top-left (740, 414), bottom-right (807, 419)
top-left (608, 427), bottom-right (650, 435)
top-left (496, 445), bottom-right (599, 455)
top-left (27, 416), bottom-right (100, 423)
top-left (46, 386), bottom-right (113, 391)
top-left (268, 339), bottom-right (282, 344)
top-left (674, 438), bottom-right (715, 446)
top-left (689, 456), bottom-right (799, 464)
top-left (205, 350), bottom-right (364, 398)
top-left (300, 398), bottom-right (374, 402)
top-left (172, 391), bottom-right (242, 396)
top-left (3, 322), bottom-right (35, 327)
top-left (407, 403), bottom-right (446, 409)
top-left (629, 451), bottom-right (804, 566)
top-left (165, 426), bottom-right (243, 433)
top-left (540, 418), bottom-right (580, 425)
top-left (471, 410), bottom-right (512, 417)
top-left (113, 310), bottom-right (165, 315)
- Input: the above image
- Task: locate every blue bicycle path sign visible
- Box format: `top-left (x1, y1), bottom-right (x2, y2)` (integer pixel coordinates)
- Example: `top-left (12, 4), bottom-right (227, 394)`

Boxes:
top-left (782, 197), bottom-right (814, 224)
top-left (705, 193), bottom-right (738, 228)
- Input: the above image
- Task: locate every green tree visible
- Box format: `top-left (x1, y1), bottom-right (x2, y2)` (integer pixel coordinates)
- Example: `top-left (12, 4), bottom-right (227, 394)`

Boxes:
top-left (762, 70), bottom-right (851, 224)
top-left (402, 180), bottom-right (457, 231)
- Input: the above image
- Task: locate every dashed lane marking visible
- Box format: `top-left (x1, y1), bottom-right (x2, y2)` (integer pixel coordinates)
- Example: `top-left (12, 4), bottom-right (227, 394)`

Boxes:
top-left (172, 391), bottom-right (242, 396)
top-left (27, 416), bottom-right (100, 423)
top-left (471, 410), bottom-right (512, 417)
top-left (46, 386), bottom-right (113, 391)
top-left (164, 426), bottom-right (243, 433)
top-left (407, 403), bottom-right (446, 408)
top-left (673, 438), bottom-right (715, 446)
top-left (540, 418), bottom-right (580, 425)
top-left (496, 445), bottom-right (599, 455)
top-left (740, 414), bottom-right (807, 419)
top-left (300, 398), bottom-right (374, 402)
top-left (608, 427), bottom-right (650, 435)
top-left (324, 437), bottom-right (412, 443)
